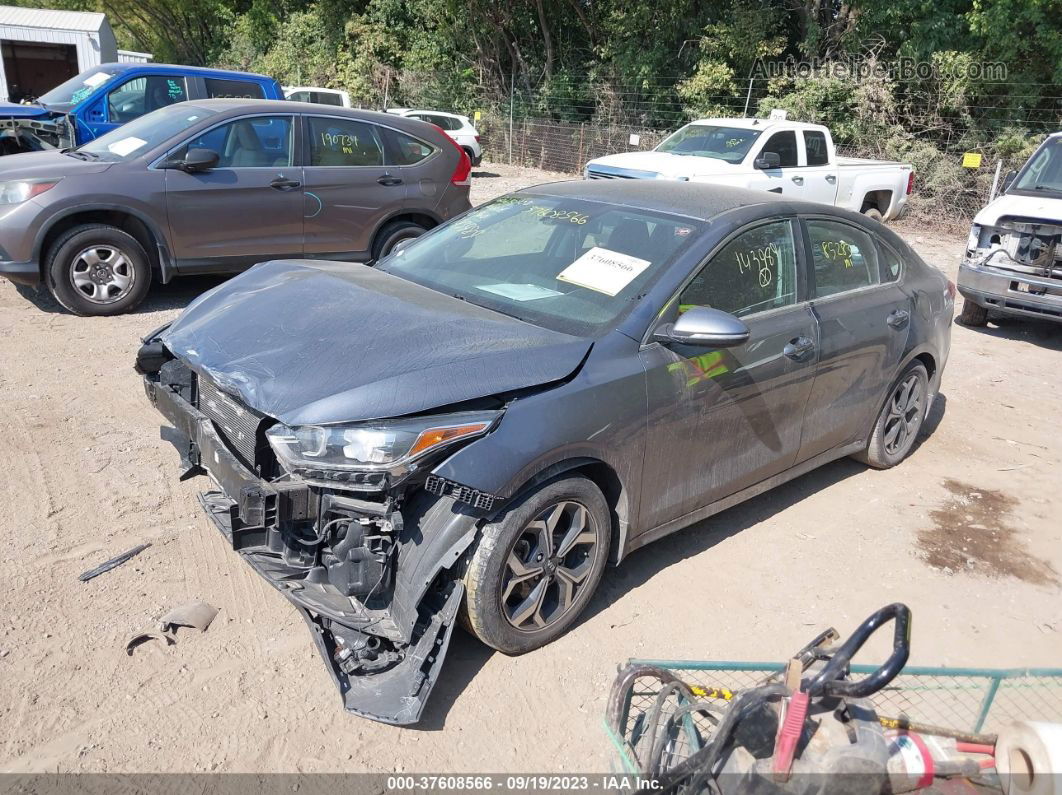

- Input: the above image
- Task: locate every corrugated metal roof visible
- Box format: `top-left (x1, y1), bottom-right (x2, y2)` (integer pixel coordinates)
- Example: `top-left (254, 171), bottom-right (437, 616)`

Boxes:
top-left (0, 5), bottom-right (108, 33)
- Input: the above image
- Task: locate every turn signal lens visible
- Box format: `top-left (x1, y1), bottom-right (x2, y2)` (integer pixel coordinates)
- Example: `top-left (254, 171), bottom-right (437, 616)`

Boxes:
top-left (409, 422), bottom-right (492, 457)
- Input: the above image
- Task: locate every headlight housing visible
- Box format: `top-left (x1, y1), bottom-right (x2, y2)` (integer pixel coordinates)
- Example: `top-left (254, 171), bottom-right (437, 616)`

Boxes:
top-left (266, 410), bottom-right (501, 488)
top-left (0, 179), bottom-right (60, 205)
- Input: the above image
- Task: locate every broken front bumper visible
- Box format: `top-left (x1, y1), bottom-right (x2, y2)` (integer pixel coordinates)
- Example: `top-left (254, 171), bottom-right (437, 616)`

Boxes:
top-left (958, 261), bottom-right (1062, 323)
top-left (143, 375), bottom-right (471, 724)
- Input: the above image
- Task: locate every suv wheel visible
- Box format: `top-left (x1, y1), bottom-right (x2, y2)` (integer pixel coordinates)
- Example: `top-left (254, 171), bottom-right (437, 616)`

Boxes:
top-left (47, 224), bottom-right (151, 316)
top-left (854, 361), bottom-right (929, 469)
top-left (461, 476), bottom-right (610, 654)
top-left (862, 206), bottom-right (884, 223)
top-left (957, 299), bottom-right (989, 327)
top-left (371, 220), bottom-right (428, 262)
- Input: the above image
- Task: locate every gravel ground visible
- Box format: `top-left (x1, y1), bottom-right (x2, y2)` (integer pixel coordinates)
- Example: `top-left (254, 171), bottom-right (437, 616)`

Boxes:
top-left (1, 162), bottom-right (1059, 774)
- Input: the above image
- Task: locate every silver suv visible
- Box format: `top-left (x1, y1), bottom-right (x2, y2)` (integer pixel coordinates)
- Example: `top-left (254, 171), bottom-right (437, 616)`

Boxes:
top-left (0, 99), bottom-right (472, 315)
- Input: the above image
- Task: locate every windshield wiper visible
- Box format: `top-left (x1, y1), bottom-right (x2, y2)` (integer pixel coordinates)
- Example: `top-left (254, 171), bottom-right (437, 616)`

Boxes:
top-left (66, 150), bottom-right (99, 160)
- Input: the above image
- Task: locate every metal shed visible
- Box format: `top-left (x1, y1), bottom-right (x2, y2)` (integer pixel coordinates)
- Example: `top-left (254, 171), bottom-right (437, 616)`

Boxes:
top-left (0, 5), bottom-right (118, 102)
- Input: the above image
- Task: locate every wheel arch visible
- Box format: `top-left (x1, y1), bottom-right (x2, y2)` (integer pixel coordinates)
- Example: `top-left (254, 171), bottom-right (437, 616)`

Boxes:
top-left (498, 456), bottom-right (631, 567)
top-left (369, 210), bottom-right (441, 257)
top-left (34, 205), bottom-right (175, 283)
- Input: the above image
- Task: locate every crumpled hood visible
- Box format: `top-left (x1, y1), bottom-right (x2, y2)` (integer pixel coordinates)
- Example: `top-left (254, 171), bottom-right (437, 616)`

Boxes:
top-left (588, 150), bottom-right (742, 179)
top-left (974, 193), bottom-right (1062, 226)
top-left (0, 150), bottom-right (112, 179)
top-left (162, 260), bottom-right (592, 426)
top-left (0, 102), bottom-right (50, 119)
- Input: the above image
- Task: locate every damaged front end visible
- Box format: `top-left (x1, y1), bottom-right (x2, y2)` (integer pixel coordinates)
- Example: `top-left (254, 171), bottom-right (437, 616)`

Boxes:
top-left (958, 216), bottom-right (1062, 320)
top-left (137, 347), bottom-right (503, 724)
top-left (0, 111), bottom-right (74, 155)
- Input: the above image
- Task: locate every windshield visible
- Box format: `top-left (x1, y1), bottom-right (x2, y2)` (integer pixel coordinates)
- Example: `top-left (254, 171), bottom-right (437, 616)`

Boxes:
top-left (377, 195), bottom-right (703, 336)
top-left (37, 65), bottom-right (126, 108)
top-left (75, 104), bottom-right (218, 162)
top-left (1012, 138), bottom-right (1062, 196)
top-left (655, 124), bottom-right (761, 163)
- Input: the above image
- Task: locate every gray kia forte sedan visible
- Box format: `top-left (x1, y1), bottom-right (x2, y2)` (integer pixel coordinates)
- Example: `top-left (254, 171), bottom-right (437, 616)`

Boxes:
top-left (136, 180), bottom-right (954, 723)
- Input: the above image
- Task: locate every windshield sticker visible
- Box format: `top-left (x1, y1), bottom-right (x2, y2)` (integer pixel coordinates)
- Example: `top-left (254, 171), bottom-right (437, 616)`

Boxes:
top-left (556, 247), bottom-right (651, 296)
top-left (477, 283), bottom-right (564, 301)
top-left (83, 72), bottom-right (111, 89)
top-left (106, 136), bottom-right (147, 157)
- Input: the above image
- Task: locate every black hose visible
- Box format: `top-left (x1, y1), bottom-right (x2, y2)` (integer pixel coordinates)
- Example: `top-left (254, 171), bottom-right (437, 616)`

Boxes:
top-left (803, 603), bottom-right (911, 699)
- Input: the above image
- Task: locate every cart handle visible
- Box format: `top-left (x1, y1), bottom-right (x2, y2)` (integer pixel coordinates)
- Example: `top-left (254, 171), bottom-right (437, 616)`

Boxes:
top-left (803, 603), bottom-right (911, 699)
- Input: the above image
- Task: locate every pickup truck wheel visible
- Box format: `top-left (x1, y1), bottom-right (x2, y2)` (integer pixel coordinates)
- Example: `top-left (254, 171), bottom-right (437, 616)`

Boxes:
top-left (854, 362), bottom-right (929, 469)
top-left (862, 206), bottom-right (884, 223)
top-left (957, 299), bottom-right (989, 327)
top-left (371, 220), bottom-right (428, 262)
top-left (461, 476), bottom-right (610, 655)
top-left (47, 224), bottom-right (151, 316)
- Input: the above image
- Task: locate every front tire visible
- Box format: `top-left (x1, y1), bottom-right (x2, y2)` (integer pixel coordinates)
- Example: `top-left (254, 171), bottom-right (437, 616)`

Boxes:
top-left (957, 298), bottom-right (989, 327)
top-left (371, 219), bottom-right (428, 262)
top-left (46, 224), bottom-right (151, 316)
top-left (461, 476), bottom-right (610, 655)
top-left (855, 362), bottom-right (929, 469)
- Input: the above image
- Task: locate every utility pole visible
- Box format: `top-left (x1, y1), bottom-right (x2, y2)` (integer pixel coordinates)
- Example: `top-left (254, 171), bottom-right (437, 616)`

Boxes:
top-left (509, 72), bottom-right (515, 166)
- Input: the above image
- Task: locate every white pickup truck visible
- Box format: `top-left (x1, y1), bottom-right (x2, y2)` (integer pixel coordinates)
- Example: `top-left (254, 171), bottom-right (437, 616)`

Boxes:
top-left (584, 116), bottom-right (915, 221)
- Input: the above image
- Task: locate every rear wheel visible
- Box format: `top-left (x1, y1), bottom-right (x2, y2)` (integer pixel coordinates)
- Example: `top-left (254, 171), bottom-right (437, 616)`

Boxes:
top-left (855, 362), bottom-right (929, 469)
top-left (46, 224), bottom-right (152, 316)
top-left (371, 219), bottom-right (428, 262)
top-left (862, 206), bottom-right (884, 223)
top-left (461, 476), bottom-right (610, 655)
top-left (957, 298), bottom-right (989, 327)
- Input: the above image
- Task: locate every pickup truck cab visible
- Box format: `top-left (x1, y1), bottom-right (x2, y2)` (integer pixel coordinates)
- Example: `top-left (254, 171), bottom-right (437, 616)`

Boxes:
top-left (584, 116), bottom-right (914, 222)
top-left (0, 63), bottom-right (283, 154)
top-left (956, 131), bottom-right (1062, 326)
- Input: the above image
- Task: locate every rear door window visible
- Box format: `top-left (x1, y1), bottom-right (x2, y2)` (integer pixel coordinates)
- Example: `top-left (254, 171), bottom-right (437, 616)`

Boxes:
top-left (803, 131), bottom-right (829, 166)
top-left (107, 75), bottom-right (187, 122)
top-left (307, 116), bottom-right (384, 166)
top-left (877, 241), bottom-right (903, 283)
top-left (679, 221), bottom-right (798, 317)
top-left (204, 78), bottom-right (265, 99)
top-left (806, 219), bottom-right (879, 297)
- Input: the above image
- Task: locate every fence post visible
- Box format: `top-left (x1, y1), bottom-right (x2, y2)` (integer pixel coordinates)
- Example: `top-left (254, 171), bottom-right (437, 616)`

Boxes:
top-left (578, 123), bottom-right (585, 172)
top-left (743, 77), bottom-right (754, 117)
top-left (508, 72), bottom-right (514, 166)
top-left (989, 159), bottom-right (1003, 203)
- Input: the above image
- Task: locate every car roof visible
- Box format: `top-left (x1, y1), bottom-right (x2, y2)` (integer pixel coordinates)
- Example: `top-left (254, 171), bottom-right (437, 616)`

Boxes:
top-left (517, 179), bottom-right (792, 222)
top-left (688, 117), bottom-right (827, 133)
top-left (403, 109), bottom-right (464, 119)
top-left (188, 98), bottom-right (415, 121)
top-left (103, 62), bottom-right (275, 82)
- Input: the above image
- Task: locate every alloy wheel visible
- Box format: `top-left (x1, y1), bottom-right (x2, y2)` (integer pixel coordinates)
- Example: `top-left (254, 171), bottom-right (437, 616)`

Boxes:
top-left (501, 500), bottom-right (600, 632)
top-left (69, 245), bottom-right (135, 304)
top-left (883, 373), bottom-right (924, 456)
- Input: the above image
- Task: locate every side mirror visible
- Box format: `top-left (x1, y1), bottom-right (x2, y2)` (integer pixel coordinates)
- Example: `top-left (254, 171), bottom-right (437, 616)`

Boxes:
top-left (179, 148), bottom-right (219, 173)
top-left (1000, 169), bottom-right (1018, 193)
top-left (654, 306), bottom-right (750, 347)
top-left (754, 151), bottom-right (781, 170)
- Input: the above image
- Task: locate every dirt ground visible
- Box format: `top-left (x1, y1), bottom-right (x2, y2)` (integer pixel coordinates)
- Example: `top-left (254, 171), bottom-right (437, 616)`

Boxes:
top-left (1, 163), bottom-right (1060, 774)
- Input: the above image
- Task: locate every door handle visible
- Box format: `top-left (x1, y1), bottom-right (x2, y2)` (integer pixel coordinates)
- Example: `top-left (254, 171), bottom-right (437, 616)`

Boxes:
top-left (825, 174), bottom-right (837, 183)
top-left (270, 177), bottom-right (301, 190)
top-left (377, 175), bottom-right (403, 186)
top-left (783, 336), bottom-right (815, 361)
top-left (887, 309), bottom-right (910, 329)
top-left (791, 175), bottom-right (804, 185)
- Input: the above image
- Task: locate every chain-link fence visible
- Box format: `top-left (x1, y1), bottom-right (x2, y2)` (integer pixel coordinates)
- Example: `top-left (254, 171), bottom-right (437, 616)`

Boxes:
top-left (470, 76), bottom-right (1061, 230)
top-left (608, 660), bottom-right (1062, 778)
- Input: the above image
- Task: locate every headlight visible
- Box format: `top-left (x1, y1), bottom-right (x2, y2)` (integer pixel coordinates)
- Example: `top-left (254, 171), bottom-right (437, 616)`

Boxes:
top-left (966, 224), bottom-right (981, 251)
top-left (0, 179), bottom-right (60, 205)
top-left (266, 411), bottom-right (501, 483)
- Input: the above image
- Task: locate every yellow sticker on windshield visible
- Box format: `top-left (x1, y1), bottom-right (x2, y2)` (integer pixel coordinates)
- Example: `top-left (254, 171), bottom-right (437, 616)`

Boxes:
top-left (557, 247), bottom-right (651, 296)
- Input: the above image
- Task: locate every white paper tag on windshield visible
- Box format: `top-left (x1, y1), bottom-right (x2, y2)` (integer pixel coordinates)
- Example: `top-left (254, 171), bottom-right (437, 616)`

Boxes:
top-left (478, 283), bottom-right (563, 301)
top-left (557, 247), bottom-right (651, 296)
top-left (84, 71), bottom-right (111, 88)
top-left (107, 136), bottom-right (146, 156)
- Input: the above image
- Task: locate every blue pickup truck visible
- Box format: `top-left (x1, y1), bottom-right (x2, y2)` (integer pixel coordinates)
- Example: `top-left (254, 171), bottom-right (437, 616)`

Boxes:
top-left (0, 63), bottom-right (283, 155)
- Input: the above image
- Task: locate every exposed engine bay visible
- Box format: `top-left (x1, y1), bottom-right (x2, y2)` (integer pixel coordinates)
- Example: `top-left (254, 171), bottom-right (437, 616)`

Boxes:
top-left (965, 217), bottom-right (1062, 278)
top-left (139, 353), bottom-right (498, 724)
